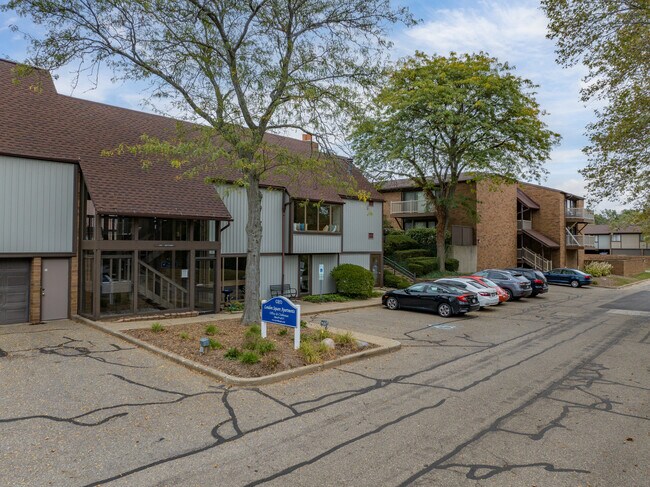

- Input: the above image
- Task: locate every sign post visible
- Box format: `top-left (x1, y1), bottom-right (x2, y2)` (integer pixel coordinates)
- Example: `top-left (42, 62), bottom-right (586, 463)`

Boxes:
top-left (261, 296), bottom-right (301, 349)
top-left (318, 264), bottom-right (324, 301)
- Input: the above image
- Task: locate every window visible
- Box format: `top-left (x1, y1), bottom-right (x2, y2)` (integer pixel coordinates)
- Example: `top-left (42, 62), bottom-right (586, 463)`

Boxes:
top-left (404, 219), bottom-right (435, 231)
top-left (139, 218), bottom-right (189, 240)
top-left (408, 284), bottom-right (426, 292)
top-left (99, 216), bottom-right (133, 240)
top-left (612, 234), bottom-right (621, 242)
top-left (221, 256), bottom-right (246, 301)
top-left (293, 201), bottom-right (342, 232)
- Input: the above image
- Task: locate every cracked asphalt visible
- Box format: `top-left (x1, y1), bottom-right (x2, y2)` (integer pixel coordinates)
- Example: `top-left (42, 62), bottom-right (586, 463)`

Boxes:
top-left (1, 282), bottom-right (648, 486)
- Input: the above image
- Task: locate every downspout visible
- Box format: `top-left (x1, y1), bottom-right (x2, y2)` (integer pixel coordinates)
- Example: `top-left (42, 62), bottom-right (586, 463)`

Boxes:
top-left (281, 192), bottom-right (291, 288)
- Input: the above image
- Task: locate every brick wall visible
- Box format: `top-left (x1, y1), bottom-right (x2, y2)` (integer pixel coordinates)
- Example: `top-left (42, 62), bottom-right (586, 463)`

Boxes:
top-left (29, 257), bottom-right (41, 323)
top-left (380, 191), bottom-right (403, 230)
top-left (584, 254), bottom-right (650, 276)
top-left (476, 180), bottom-right (517, 269)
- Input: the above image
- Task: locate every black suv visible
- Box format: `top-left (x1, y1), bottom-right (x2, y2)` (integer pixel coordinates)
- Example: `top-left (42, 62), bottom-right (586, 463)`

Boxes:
top-left (506, 268), bottom-right (548, 297)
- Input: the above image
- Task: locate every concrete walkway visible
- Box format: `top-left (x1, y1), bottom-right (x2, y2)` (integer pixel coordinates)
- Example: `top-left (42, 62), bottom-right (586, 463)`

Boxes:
top-left (86, 296), bottom-right (383, 332)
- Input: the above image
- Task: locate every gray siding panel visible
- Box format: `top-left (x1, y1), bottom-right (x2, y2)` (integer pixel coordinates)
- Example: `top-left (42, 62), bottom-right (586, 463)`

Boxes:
top-left (311, 254), bottom-right (338, 294)
top-left (339, 253), bottom-right (370, 269)
top-left (218, 186), bottom-right (283, 255)
top-left (292, 233), bottom-right (341, 254)
top-left (259, 255), bottom-right (282, 301)
top-left (0, 156), bottom-right (75, 253)
top-left (342, 200), bottom-right (383, 252)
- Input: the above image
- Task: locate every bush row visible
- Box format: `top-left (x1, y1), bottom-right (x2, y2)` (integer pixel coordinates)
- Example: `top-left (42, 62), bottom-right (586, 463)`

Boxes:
top-left (584, 261), bottom-right (613, 277)
top-left (405, 256), bottom-right (459, 276)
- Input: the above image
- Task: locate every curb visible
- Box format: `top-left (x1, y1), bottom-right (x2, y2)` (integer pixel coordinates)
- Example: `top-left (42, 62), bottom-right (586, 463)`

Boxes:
top-left (301, 301), bottom-right (381, 316)
top-left (73, 315), bottom-right (400, 386)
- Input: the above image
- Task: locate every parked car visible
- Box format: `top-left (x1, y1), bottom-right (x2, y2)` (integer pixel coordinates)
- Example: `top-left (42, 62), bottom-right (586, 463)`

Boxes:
top-left (382, 282), bottom-right (480, 317)
top-left (473, 269), bottom-right (532, 300)
top-left (435, 278), bottom-right (500, 308)
top-left (505, 268), bottom-right (549, 296)
top-left (544, 268), bottom-right (592, 287)
top-left (462, 275), bottom-right (509, 303)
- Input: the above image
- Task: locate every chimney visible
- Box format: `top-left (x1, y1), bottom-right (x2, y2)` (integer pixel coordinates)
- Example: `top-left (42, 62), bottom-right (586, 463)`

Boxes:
top-left (302, 133), bottom-right (318, 152)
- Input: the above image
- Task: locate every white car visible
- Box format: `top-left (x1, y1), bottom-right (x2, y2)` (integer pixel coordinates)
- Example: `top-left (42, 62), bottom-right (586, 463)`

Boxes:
top-left (436, 278), bottom-right (500, 308)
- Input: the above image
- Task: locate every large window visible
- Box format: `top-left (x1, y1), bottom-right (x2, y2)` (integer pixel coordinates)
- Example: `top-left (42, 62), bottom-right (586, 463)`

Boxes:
top-left (293, 201), bottom-right (342, 233)
top-left (100, 252), bottom-right (133, 315)
top-left (404, 219), bottom-right (435, 231)
top-left (100, 216), bottom-right (133, 240)
top-left (221, 256), bottom-right (247, 301)
top-left (138, 218), bottom-right (189, 240)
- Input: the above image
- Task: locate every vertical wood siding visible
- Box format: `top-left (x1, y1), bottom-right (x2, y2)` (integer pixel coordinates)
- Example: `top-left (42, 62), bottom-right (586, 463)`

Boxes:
top-left (292, 233), bottom-right (341, 254)
top-left (260, 255), bottom-right (282, 300)
top-left (218, 185), bottom-right (283, 254)
top-left (310, 253), bottom-right (338, 294)
top-left (0, 156), bottom-right (75, 253)
top-left (342, 200), bottom-right (383, 252)
top-left (339, 253), bottom-right (371, 269)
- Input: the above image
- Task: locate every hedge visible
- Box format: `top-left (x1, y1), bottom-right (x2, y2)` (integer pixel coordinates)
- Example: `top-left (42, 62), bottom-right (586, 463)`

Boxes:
top-left (393, 248), bottom-right (434, 261)
top-left (331, 264), bottom-right (374, 298)
top-left (384, 273), bottom-right (411, 289)
top-left (405, 227), bottom-right (437, 249)
top-left (405, 256), bottom-right (460, 276)
top-left (384, 233), bottom-right (420, 255)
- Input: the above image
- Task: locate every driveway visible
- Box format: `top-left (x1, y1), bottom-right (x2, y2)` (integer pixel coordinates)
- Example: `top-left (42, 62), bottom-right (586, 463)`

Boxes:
top-left (1, 283), bottom-right (648, 486)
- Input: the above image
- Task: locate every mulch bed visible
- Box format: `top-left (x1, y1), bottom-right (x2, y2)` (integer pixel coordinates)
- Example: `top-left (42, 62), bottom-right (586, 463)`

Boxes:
top-left (125, 319), bottom-right (374, 378)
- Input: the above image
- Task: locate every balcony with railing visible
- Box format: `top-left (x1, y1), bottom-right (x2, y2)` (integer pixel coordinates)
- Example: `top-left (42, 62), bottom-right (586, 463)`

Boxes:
top-left (389, 199), bottom-right (435, 216)
top-left (565, 207), bottom-right (595, 222)
top-left (565, 233), bottom-right (596, 248)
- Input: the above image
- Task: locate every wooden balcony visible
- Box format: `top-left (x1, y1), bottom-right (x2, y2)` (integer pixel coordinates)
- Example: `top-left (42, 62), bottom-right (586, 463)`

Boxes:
top-left (565, 234), bottom-right (596, 248)
top-left (389, 199), bottom-right (436, 217)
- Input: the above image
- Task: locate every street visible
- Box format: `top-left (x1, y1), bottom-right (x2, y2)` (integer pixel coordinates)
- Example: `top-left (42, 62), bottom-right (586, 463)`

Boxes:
top-left (1, 283), bottom-right (648, 486)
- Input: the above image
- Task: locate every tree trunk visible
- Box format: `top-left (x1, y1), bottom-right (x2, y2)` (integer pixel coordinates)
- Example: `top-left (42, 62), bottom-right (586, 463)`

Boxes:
top-left (436, 206), bottom-right (448, 271)
top-left (241, 172), bottom-right (263, 325)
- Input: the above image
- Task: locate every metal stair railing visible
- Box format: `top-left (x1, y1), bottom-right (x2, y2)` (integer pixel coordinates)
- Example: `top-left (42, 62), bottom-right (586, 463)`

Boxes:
top-left (139, 261), bottom-right (188, 309)
top-left (517, 247), bottom-right (552, 272)
top-left (384, 256), bottom-right (416, 281)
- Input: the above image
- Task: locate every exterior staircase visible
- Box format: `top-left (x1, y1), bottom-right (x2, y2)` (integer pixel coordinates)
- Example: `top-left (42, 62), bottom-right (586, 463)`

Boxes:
top-left (384, 257), bottom-right (416, 283)
top-left (517, 247), bottom-right (552, 272)
top-left (138, 261), bottom-right (188, 309)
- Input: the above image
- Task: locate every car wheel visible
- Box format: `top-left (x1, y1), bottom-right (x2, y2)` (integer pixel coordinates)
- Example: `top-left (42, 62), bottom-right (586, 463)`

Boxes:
top-left (504, 288), bottom-right (513, 301)
top-left (570, 280), bottom-right (580, 288)
top-left (386, 297), bottom-right (399, 310)
top-left (437, 302), bottom-right (452, 318)
top-left (530, 291), bottom-right (539, 297)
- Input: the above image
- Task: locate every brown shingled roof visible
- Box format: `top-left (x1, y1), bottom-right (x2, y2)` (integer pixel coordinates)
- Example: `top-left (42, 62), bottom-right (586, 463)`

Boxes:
top-left (517, 188), bottom-right (540, 210)
top-left (0, 60), bottom-right (379, 218)
top-left (377, 174), bottom-right (475, 192)
top-left (584, 224), bottom-right (642, 235)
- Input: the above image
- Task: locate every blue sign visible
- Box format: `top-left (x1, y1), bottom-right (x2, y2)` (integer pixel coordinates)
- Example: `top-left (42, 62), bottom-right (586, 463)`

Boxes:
top-left (261, 296), bottom-right (299, 328)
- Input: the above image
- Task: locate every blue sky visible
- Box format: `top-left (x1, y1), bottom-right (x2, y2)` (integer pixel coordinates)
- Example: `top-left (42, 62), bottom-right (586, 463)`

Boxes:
top-left (0, 1), bottom-right (617, 210)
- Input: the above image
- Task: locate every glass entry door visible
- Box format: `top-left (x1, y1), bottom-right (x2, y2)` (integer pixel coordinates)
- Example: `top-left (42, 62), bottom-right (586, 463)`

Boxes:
top-left (299, 255), bottom-right (310, 294)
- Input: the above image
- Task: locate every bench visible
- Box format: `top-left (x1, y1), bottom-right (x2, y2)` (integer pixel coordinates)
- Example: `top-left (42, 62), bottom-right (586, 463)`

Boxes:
top-left (270, 284), bottom-right (298, 298)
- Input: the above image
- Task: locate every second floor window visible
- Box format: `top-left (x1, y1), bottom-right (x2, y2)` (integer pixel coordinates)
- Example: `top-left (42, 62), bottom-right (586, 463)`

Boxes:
top-left (611, 234), bottom-right (621, 242)
top-left (293, 201), bottom-right (342, 233)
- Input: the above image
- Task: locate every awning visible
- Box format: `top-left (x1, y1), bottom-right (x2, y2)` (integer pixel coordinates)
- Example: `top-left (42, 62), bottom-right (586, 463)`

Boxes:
top-left (523, 228), bottom-right (560, 248)
top-left (517, 188), bottom-right (540, 210)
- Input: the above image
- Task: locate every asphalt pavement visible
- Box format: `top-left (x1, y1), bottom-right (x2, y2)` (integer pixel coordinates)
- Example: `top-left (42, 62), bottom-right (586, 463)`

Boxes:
top-left (1, 281), bottom-right (648, 486)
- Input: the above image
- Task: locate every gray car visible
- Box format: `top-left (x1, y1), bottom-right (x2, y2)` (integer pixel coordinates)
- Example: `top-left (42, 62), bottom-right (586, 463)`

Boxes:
top-left (473, 269), bottom-right (532, 300)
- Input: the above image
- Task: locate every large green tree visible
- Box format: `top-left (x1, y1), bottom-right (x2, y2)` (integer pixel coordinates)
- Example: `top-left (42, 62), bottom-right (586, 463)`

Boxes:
top-left (542, 0), bottom-right (649, 213)
top-left (351, 52), bottom-right (560, 270)
top-left (5, 0), bottom-right (410, 324)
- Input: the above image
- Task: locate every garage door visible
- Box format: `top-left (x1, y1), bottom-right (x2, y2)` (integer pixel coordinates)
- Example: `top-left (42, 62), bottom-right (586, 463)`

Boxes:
top-left (0, 260), bottom-right (30, 325)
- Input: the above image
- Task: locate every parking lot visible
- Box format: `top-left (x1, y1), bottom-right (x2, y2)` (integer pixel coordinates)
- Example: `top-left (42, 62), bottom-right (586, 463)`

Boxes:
top-left (1, 283), bottom-right (648, 486)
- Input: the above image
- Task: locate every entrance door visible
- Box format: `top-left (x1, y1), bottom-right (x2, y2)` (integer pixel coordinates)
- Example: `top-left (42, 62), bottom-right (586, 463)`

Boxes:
top-left (298, 255), bottom-right (310, 295)
top-left (370, 254), bottom-right (382, 287)
top-left (0, 259), bottom-right (30, 325)
top-left (42, 258), bottom-right (69, 321)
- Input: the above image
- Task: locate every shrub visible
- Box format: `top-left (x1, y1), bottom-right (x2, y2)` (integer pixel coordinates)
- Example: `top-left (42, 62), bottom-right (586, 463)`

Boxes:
top-left (150, 323), bottom-right (164, 333)
top-left (334, 332), bottom-right (355, 345)
top-left (384, 233), bottom-right (420, 255)
top-left (302, 293), bottom-right (354, 303)
top-left (405, 227), bottom-right (437, 249)
top-left (240, 351), bottom-right (260, 364)
top-left (178, 332), bottom-right (190, 340)
top-left (226, 301), bottom-right (244, 312)
top-left (445, 258), bottom-right (460, 272)
top-left (278, 328), bottom-right (288, 336)
top-left (204, 324), bottom-right (219, 336)
top-left (584, 261), bottom-right (613, 277)
top-left (406, 257), bottom-right (437, 276)
top-left (393, 249), bottom-right (433, 261)
top-left (245, 324), bottom-right (262, 338)
top-left (208, 338), bottom-right (223, 350)
top-left (331, 264), bottom-right (374, 298)
top-left (299, 341), bottom-right (330, 364)
top-left (224, 347), bottom-right (241, 360)
top-left (383, 273), bottom-right (410, 289)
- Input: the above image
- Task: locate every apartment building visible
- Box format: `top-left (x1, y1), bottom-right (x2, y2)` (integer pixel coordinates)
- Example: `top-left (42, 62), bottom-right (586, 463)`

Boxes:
top-left (584, 225), bottom-right (648, 256)
top-left (379, 178), bottom-right (594, 272)
top-left (0, 59), bottom-right (382, 324)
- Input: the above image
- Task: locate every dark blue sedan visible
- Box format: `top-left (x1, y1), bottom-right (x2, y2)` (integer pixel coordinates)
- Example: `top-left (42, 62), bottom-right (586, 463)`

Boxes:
top-left (543, 268), bottom-right (592, 287)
